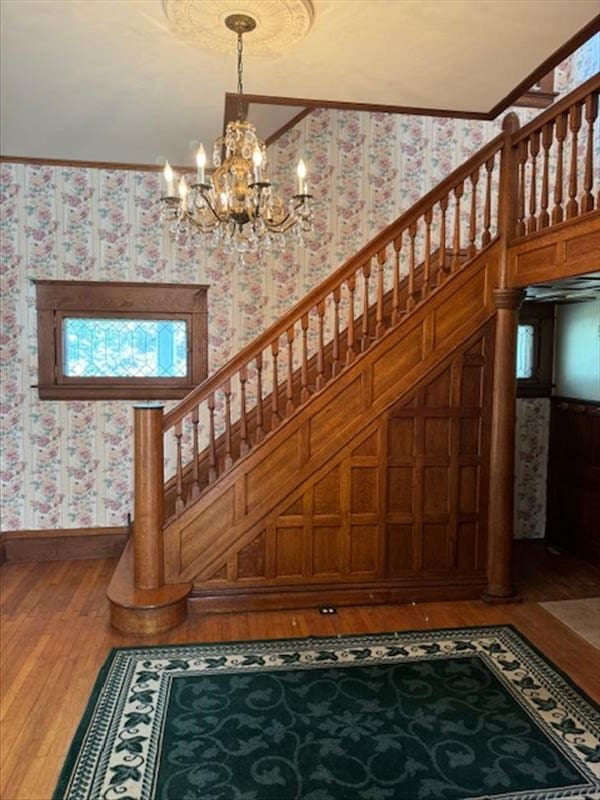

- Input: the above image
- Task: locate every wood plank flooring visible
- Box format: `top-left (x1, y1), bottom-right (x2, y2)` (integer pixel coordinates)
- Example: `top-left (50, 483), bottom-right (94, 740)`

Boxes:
top-left (1, 542), bottom-right (599, 800)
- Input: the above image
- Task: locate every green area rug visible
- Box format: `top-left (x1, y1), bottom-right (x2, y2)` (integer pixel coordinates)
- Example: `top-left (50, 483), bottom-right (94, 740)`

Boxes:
top-left (54, 626), bottom-right (599, 800)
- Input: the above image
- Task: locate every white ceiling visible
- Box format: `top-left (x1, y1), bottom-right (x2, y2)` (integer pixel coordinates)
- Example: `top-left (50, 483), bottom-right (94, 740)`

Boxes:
top-left (0, 0), bottom-right (597, 167)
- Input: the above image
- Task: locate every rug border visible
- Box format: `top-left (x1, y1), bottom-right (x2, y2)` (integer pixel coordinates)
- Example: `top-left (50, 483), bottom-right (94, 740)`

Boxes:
top-left (51, 623), bottom-right (599, 800)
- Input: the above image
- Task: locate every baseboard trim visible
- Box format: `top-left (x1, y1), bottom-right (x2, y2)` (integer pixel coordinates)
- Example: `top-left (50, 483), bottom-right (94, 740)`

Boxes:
top-left (1, 527), bottom-right (129, 563)
top-left (189, 576), bottom-right (487, 613)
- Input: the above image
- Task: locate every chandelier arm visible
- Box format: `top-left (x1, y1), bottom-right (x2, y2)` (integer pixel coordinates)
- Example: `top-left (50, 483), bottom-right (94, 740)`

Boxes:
top-left (193, 190), bottom-right (230, 224)
top-left (261, 197), bottom-right (312, 233)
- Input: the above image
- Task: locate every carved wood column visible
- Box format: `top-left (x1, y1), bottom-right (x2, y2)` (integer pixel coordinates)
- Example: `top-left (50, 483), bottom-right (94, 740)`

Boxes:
top-left (483, 287), bottom-right (525, 602)
top-left (133, 402), bottom-right (165, 589)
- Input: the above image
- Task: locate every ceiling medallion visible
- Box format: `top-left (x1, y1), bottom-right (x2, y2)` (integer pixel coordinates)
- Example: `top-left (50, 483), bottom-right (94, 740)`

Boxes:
top-left (162, 0), bottom-right (314, 56)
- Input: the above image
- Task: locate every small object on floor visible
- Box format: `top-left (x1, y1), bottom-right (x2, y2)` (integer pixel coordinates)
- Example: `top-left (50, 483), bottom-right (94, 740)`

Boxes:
top-left (319, 606), bottom-right (337, 614)
top-left (547, 546), bottom-right (561, 555)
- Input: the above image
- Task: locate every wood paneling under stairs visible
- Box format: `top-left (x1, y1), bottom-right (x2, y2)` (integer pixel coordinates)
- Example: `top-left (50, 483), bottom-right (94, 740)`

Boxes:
top-left (2, 544), bottom-right (599, 800)
top-left (163, 246), bottom-right (498, 611)
top-left (186, 327), bottom-right (494, 609)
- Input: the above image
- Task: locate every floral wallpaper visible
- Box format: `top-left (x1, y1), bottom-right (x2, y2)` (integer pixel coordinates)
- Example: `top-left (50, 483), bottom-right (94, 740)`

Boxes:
top-left (0, 41), bottom-right (596, 533)
top-left (514, 399), bottom-right (551, 539)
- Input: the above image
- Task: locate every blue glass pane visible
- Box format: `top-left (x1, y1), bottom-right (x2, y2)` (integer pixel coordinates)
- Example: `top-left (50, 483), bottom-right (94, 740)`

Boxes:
top-left (516, 324), bottom-right (535, 379)
top-left (63, 318), bottom-right (188, 378)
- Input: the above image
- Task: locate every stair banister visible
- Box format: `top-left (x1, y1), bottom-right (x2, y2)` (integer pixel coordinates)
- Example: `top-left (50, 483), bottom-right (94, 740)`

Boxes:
top-left (163, 133), bottom-right (505, 430)
top-left (509, 73), bottom-right (600, 240)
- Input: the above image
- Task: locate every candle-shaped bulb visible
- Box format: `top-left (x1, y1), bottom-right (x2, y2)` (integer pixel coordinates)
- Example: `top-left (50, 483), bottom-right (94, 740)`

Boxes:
top-left (196, 144), bottom-right (206, 184)
top-left (178, 175), bottom-right (188, 202)
top-left (252, 145), bottom-right (263, 182)
top-left (297, 158), bottom-right (306, 194)
top-left (164, 160), bottom-right (174, 196)
top-left (220, 191), bottom-right (228, 210)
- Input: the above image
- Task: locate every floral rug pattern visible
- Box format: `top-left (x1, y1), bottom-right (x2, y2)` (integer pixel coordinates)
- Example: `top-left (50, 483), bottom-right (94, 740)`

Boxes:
top-left (53, 626), bottom-right (599, 800)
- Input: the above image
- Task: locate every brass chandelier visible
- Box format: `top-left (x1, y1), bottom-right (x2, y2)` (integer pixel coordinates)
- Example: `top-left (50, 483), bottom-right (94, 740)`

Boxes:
top-left (160, 14), bottom-right (313, 254)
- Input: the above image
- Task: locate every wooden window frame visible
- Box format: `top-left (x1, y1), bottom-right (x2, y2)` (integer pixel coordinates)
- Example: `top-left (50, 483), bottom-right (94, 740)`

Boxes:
top-left (517, 301), bottom-right (554, 398)
top-left (35, 280), bottom-right (208, 400)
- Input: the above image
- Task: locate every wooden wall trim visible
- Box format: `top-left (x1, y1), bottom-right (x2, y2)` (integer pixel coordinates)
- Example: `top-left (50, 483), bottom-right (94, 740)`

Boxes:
top-left (1, 527), bottom-right (129, 563)
top-left (507, 211), bottom-right (600, 287)
top-left (225, 92), bottom-right (491, 121)
top-left (488, 14), bottom-right (600, 119)
top-left (0, 155), bottom-right (194, 173)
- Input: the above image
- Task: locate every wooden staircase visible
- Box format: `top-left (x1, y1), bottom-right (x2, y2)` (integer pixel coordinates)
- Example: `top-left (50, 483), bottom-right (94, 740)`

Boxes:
top-left (108, 76), bottom-right (600, 634)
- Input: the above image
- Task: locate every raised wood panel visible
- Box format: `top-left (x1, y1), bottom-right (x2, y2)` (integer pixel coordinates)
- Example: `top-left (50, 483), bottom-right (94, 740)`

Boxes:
top-left (163, 246), bottom-right (498, 592)
top-left (275, 526), bottom-right (304, 577)
top-left (385, 324), bottom-right (493, 582)
top-left (350, 525), bottom-right (378, 573)
top-left (507, 212), bottom-right (600, 287)
top-left (313, 526), bottom-right (343, 575)
top-left (237, 532), bottom-right (266, 579)
top-left (179, 485), bottom-right (235, 570)
top-left (245, 433), bottom-right (301, 512)
top-left (314, 467), bottom-right (340, 514)
top-left (309, 378), bottom-right (362, 454)
top-left (372, 326), bottom-right (423, 398)
top-left (433, 271), bottom-right (486, 346)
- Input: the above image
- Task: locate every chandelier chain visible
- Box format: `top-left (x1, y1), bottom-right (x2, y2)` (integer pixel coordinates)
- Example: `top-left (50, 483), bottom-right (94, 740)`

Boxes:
top-left (237, 31), bottom-right (244, 119)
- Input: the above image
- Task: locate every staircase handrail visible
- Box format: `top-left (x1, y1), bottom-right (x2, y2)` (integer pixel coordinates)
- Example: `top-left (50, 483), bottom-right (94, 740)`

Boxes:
top-left (511, 73), bottom-right (600, 146)
top-left (163, 133), bottom-right (504, 430)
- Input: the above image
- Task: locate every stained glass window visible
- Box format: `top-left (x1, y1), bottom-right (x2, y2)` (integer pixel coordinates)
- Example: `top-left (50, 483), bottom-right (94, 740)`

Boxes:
top-left (516, 323), bottom-right (535, 379)
top-left (63, 318), bottom-right (188, 378)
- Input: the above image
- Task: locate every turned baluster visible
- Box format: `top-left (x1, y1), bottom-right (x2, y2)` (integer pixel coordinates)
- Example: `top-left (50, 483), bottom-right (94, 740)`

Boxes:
top-left (422, 210), bottom-right (432, 297)
top-left (468, 168), bottom-right (479, 259)
top-left (539, 122), bottom-right (553, 229)
top-left (376, 249), bottom-right (386, 338)
top-left (527, 131), bottom-right (540, 234)
top-left (286, 327), bottom-right (295, 415)
top-left (239, 366), bottom-right (249, 456)
top-left (361, 261), bottom-right (371, 351)
top-left (223, 380), bottom-right (233, 470)
top-left (582, 93), bottom-right (598, 213)
top-left (516, 140), bottom-right (527, 237)
top-left (300, 314), bottom-right (310, 403)
top-left (346, 274), bottom-right (356, 365)
top-left (481, 154), bottom-right (494, 246)
top-left (451, 182), bottom-right (463, 272)
top-left (392, 234), bottom-right (402, 323)
top-left (174, 421), bottom-right (184, 513)
top-left (207, 392), bottom-right (217, 482)
top-left (332, 287), bottom-right (341, 376)
top-left (566, 102), bottom-right (582, 219)
top-left (190, 406), bottom-right (201, 499)
top-left (552, 112), bottom-right (567, 224)
top-left (407, 222), bottom-right (417, 310)
top-left (438, 195), bottom-right (448, 281)
top-left (316, 300), bottom-right (326, 390)
top-left (255, 352), bottom-right (265, 442)
top-left (271, 340), bottom-right (280, 429)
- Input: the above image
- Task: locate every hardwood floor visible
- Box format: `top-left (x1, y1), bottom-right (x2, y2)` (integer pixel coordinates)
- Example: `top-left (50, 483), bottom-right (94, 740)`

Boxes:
top-left (1, 542), bottom-right (599, 800)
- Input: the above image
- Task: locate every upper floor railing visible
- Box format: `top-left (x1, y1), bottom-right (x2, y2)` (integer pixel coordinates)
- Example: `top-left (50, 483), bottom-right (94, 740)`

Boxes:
top-left (511, 73), bottom-right (599, 239)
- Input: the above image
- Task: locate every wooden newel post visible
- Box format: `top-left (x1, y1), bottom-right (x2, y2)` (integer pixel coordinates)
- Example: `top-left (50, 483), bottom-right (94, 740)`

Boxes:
top-left (483, 288), bottom-right (525, 602)
top-left (133, 402), bottom-right (165, 590)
